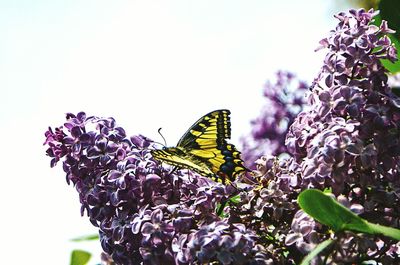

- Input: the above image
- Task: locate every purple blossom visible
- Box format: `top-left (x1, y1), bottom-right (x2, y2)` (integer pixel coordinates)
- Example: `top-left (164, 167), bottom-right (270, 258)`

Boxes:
top-left (44, 7), bottom-right (400, 265)
top-left (285, 210), bottom-right (320, 253)
top-left (44, 112), bottom-right (268, 264)
top-left (284, 8), bottom-right (400, 263)
top-left (286, 8), bottom-right (400, 192)
top-left (185, 222), bottom-right (269, 265)
top-left (228, 156), bottom-right (301, 264)
top-left (241, 71), bottom-right (308, 168)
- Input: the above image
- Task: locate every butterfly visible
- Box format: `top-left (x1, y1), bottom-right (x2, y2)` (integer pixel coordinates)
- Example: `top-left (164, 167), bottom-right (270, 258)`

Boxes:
top-left (151, 109), bottom-right (247, 184)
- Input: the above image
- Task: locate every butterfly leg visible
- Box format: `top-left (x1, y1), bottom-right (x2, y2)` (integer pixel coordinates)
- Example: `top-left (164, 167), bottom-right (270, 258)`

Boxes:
top-left (168, 166), bottom-right (179, 176)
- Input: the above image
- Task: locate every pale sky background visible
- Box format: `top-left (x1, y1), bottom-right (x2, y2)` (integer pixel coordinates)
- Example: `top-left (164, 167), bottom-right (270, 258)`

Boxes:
top-left (0, 1), bottom-right (353, 264)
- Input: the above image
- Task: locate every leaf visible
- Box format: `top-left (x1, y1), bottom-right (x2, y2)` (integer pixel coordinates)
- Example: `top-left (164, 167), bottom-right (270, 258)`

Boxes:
top-left (216, 194), bottom-right (241, 217)
top-left (228, 194), bottom-right (241, 204)
top-left (71, 234), bottom-right (99, 242)
top-left (298, 189), bottom-right (400, 241)
top-left (300, 239), bottom-right (334, 265)
top-left (367, 222), bottom-right (400, 241)
top-left (298, 189), bottom-right (370, 232)
top-left (216, 199), bottom-right (228, 217)
top-left (381, 36), bottom-right (400, 73)
top-left (379, 0), bottom-right (400, 41)
top-left (70, 249), bottom-right (91, 265)
top-left (375, 0), bottom-right (400, 73)
top-left (392, 86), bottom-right (400, 98)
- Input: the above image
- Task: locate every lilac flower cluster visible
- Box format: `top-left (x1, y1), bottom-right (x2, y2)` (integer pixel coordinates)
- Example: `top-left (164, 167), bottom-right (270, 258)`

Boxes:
top-left (44, 8), bottom-right (400, 265)
top-left (286, 9), bottom-right (399, 193)
top-left (284, 8), bottom-right (400, 263)
top-left (241, 71), bottom-right (308, 167)
top-left (44, 112), bottom-right (269, 264)
top-left (227, 156), bottom-right (302, 264)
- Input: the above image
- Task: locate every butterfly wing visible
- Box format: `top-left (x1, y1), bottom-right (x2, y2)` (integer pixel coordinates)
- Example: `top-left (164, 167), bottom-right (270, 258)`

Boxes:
top-left (151, 147), bottom-right (215, 178)
top-left (187, 142), bottom-right (246, 184)
top-left (176, 109), bottom-right (231, 148)
top-left (151, 109), bottom-right (246, 184)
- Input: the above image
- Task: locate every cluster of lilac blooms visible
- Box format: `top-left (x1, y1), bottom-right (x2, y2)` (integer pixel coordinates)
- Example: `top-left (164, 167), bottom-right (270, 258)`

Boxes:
top-left (241, 71), bottom-right (308, 167)
top-left (285, 8), bottom-right (400, 263)
top-left (44, 113), bottom-right (271, 264)
top-left (45, 8), bottom-right (400, 265)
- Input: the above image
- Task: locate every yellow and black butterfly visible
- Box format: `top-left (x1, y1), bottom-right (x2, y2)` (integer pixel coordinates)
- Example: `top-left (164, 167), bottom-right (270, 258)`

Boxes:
top-left (151, 109), bottom-right (247, 184)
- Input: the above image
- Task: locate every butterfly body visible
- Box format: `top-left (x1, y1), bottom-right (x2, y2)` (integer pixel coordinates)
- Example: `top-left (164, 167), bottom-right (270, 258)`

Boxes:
top-left (151, 109), bottom-right (246, 184)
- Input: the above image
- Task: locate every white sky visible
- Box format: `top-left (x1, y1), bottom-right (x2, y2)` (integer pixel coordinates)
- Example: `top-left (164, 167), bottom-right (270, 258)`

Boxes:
top-left (0, 1), bottom-right (351, 264)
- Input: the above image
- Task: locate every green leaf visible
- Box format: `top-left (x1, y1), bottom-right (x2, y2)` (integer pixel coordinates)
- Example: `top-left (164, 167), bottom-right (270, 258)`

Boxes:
top-left (367, 222), bottom-right (400, 241)
top-left (298, 189), bottom-right (400, 240)
top-left (71, 234), bottom-right (99, 242)
top-left (379, 0), bottom-right (400, 41)
top-left (375, 0), bottom-right (400, 73)
top-left (228, 194), bottom-right (241, 204)
top-left (216, 199), bottom-right (228, 217)
top-left (381, 35), bottom-right (400, 73)
top-left (216, 194), bottom-right (241, 217)
top-left (392, 86), bottom-right (400, 97)
top-left (298, 189), bottom-right (370, 232)
top-left (70, 249), bottom-right (91, 265)
top-left (300, 239), bottom-right (334, 265)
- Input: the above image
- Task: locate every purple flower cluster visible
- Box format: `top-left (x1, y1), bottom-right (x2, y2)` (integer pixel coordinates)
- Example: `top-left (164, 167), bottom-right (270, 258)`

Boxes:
top-left (227, 156), bottom-right (301, 264)
top-left (284, 8), bottom-right (400, 263)
top-left (286, 9), bottom-right (399, 193)
top-left (241, 71), bottom-right (308, 167)
top-left (179, 222), bottom-right (268, 265)
top-left (44, 8), bottom-right (400, 265)
top-left (44, 112), bottom-right (269, 265)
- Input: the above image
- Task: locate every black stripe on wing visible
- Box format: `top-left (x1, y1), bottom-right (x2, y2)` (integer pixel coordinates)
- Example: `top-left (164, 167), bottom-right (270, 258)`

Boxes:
top-left (177, 109), bottom-right (231, 149)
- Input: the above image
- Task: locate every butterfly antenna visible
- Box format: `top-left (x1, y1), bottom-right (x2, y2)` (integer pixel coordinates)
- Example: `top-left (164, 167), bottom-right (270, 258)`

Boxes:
top-left (158, 127), bottom-right (168, 147)
top-left (152, 128), bottom-right (167, 148)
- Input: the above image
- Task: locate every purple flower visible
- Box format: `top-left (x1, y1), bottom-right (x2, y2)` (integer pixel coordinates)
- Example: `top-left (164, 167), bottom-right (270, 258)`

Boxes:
top-left (241, 71), bottom-right (308, 168)
top-left (185, 221), bottom-right (268, 265)
top-left (284, 8), bottom-right (400, 263)
top-left (287, 8), bottom-right (400, 192)
top-left (285, 210), bottom-right (319, 254)
top-left (45, 7), bottom-right (400, 265)
top-left (45, 112), bottom-right (267, 264)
